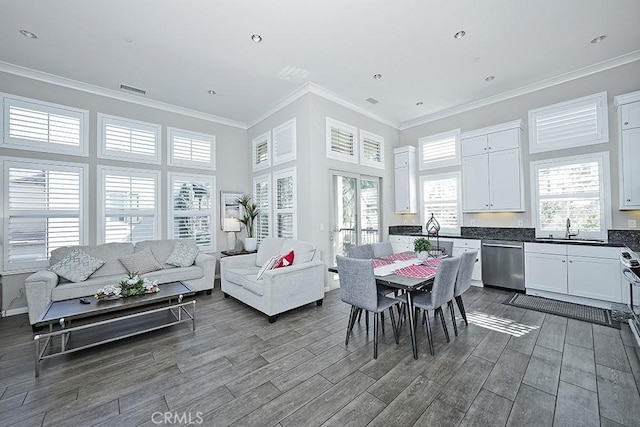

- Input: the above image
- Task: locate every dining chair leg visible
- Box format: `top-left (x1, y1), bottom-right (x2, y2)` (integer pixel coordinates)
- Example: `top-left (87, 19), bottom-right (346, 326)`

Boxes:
top-left (448, 300), bottom-right (458, 337)
top-left (365, 310), bottom-right (370, 332)
top-left (357, 308), bottom-right (362, 323)
top-left (345, 306), bottom-right (358, 345)
top-left (437, 307), bottom-right (450, 343)
top-left (424, 310), bottom-right (434, 356)
top-left (455, 295), bottom-right (468, 325)
top-left (381, 311), bottom-right (385, 334)
top-left (373, 313), bottom-right (379, 359)
top-left (389, 307), bottom-right (399, 344)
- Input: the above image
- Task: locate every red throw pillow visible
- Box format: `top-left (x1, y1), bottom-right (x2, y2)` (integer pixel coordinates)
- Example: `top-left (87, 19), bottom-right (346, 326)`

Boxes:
top-left (273, 250), bottom-right (295, 269)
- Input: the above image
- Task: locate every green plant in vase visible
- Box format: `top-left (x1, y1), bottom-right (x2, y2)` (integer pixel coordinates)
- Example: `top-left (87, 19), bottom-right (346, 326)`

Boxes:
top-left (413, 237), bottom-right (431, 260)
top-left (237, 194), bottom-right (260, 251)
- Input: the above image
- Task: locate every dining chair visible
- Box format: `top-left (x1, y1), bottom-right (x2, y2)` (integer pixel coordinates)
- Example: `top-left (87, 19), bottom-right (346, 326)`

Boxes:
top-left (398, 256), bottom-right (461, 355)
top-left (347, 244), bottom-right (374, 259)
top-left (336, 256), bottom-right (401, 359)
top-left (450, 249), bottom-right (478, 336)
top-left (430, 240), bottom-right (453, 256)
top-left (371, 241), bottom-right (394, 258)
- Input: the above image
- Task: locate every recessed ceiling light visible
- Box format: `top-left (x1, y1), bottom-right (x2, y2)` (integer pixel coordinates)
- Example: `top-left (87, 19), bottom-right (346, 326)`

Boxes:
top-left (416, 101), bottom-right (424, 106)
top-left (590, 35), bottom-right (607, 44)
top-left (485, 75), bottom-right (495, 81)
top-left (473, 57), bottom-right (481, 62)
top-left (19, 30), bottom-right (37, 39)
top-left (207, 90), bottom-right (216, 95)
top-left (454, 30), bottom-right (466, 39)
top-left (373, 74), bottom-right (382, 80)
top-left (251, 34), bottom-right (262, 43)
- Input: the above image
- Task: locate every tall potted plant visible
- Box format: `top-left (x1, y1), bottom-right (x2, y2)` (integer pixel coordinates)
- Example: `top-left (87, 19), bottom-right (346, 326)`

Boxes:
top-left (237, 194), bottom-right (260, 251)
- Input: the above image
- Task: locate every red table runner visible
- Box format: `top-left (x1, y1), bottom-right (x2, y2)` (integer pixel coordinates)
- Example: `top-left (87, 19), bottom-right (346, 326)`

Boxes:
top-left (372, 259), bottom-right (394, 268)
top-left (380, 252), bottom-right (417, 261)
top-left (392, 257), bottom-right (442, 279)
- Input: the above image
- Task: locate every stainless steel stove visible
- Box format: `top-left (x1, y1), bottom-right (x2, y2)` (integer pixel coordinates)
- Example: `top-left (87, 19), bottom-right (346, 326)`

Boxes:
top-left (621, 250), bottom-right (640, 346)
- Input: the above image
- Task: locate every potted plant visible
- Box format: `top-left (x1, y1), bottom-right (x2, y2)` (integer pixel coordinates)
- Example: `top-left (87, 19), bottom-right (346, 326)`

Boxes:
top-left (237, 194), bottom-right (260, 251)
top-left (413, 237), bottom-right (431, 260)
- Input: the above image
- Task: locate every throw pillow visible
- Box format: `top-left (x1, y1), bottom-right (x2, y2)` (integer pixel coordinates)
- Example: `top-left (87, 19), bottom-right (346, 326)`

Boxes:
top-left (257, 255), bottom-right (280, 280)
top-left (273, 250), bottom-right (295, 269)
top-left (49, 248), bottom-right (105, 283)
top-left (119, 247), bottom-right (163, 274)
top-left (165, 242), bottom-right (199, 267)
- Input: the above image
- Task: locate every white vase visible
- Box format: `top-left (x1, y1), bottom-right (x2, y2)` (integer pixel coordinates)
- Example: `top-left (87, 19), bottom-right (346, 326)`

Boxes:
top-left (417, 251), bottom-right (429, 261)
top-left (244, 237), bottom-right (258, 252)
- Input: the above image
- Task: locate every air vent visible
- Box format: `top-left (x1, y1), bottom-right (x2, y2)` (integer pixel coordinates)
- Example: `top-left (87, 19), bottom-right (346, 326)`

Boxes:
top-left (366, 97), bottom-right (380, 104)
top-left (120, 84), bottom-right (147, 95)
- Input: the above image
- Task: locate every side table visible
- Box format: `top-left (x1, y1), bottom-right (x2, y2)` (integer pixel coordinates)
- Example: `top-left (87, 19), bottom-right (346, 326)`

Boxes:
top-left (220, 250), bottom-right (257, 257)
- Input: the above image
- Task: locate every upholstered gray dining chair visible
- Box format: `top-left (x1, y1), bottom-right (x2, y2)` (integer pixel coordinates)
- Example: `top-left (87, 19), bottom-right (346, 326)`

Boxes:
top-left (450, 249), bottom-right (478, 336)
top-left (398, 256), bottom-right (461, 356)
top-left (347, 244), bottom-right (374, 259)
top-left (371, 242), bottom-right (394, 258)
top-left (429, 240), bottom-right (453, 256)
top-left (336, 256), bottom-right (401, 359)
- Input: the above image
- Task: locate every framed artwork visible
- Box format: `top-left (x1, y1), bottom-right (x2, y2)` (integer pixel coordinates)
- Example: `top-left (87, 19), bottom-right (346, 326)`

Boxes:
top-left (220, 191), bottom-right (243, 230)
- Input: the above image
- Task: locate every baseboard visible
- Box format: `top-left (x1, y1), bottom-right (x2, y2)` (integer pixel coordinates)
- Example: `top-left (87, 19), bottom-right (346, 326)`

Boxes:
top-left (2, 307), bottom-right (28, 317)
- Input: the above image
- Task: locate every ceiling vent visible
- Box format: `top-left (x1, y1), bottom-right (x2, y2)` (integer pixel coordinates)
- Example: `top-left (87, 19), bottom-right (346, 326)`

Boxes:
top-left (120, 84), bottom-right (147, 95)
top-left (366, 97), bottom-right (380, 104)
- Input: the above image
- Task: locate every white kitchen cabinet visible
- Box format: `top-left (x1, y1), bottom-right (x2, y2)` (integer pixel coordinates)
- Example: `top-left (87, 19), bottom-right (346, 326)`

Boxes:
top-left (390, 235), bottom-right (412, 253)
top-left (614, 92), bottom-right (640, 209)
top-left (460, 120), bottom-right (524, 212)
top-left (394, 146), bottom-right (417, 213)
top-left (452, 238), bottom-right (482, 283)
top-left (525, 243), bottom-right (622, 303)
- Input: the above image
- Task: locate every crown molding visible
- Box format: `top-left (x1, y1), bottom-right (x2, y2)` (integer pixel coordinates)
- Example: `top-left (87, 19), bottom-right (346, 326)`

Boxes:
top-left (0, 61), bottom-right (247, 129)
top-left (400, 50), bottom-right (640, 130)
top-left (247, 82), bottom-right (399, 130)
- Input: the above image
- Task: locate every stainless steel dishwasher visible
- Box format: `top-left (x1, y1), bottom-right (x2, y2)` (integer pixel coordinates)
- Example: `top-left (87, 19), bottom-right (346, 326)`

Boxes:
top-left (481, 240), bottom-right (525, 290)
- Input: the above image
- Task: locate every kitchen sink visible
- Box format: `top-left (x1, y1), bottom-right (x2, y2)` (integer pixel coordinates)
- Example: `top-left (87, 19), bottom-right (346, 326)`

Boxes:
top-left (535, 237), bottom-right (606, 245)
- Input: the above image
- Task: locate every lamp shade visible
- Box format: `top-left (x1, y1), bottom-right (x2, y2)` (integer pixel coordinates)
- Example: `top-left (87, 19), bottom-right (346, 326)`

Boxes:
top-left (223, 217), bottom-right (241, 232)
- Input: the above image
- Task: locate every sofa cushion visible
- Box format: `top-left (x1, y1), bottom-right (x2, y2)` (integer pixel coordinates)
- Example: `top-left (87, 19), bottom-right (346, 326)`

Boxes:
top-left (119, 247), bottom-right (163, 274)
top-left (50, 242), bottom-right (133, 279)
top-left (134, 239), bottom-right (197, 266)
top-left (165, 242), bottom-right (199, 267)
top-left (50, 248), bottom-right (105, 283)
top-left (226, 267), bottom-right (264, 296)
top-left (281, 240), bottom-right (316, 265)
top-left (273, 250), bottom-right (295, 269)
top-left (256, 238), bottom-right (283, 267)
top-left (257, 255), bottom-right (279, 280)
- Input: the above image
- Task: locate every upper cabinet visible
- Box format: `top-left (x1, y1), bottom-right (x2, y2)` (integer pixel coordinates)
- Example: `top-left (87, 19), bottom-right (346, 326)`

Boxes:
top-left (394, 146), bottom-right (417, 213)
top-left (614, 91), bottom-right (640, 210)
top-left (460, 120), bottom-right (525, 212)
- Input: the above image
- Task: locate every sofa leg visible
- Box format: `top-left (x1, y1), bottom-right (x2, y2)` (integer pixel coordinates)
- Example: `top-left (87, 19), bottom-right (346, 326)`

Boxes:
top-left (223, 293), bottom-right (229, 298)
top-left (316, 299), bottom-right (323, 306)
top-left (206, 289), bottom-right (213, 295)
top-left (32, 324), bottom-right (42, 333)
top-left (268, 315), bottom-right (279, 323)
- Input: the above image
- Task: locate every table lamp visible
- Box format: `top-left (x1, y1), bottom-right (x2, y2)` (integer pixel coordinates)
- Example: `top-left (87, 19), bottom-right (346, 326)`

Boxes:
top-left (223, 218), bottom-right (241, 251)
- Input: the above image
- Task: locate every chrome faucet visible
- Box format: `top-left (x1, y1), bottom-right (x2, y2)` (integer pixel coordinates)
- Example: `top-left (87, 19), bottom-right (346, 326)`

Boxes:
top-left (565, 218), bottom-right (579, 239)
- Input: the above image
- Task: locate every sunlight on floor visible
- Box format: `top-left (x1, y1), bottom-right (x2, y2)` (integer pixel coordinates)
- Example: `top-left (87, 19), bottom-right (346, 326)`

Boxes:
top-left (467, 311), bottom-right (540, 337)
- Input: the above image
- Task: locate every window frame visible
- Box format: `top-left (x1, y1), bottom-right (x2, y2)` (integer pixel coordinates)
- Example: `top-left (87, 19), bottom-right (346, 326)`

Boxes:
top-left (326, 117), bottom-right (358, 164)
top-left (1, 92), bottom-right (89, 157)
top-left (419, 171), bottom-right (462, 235)
top-left (418, 129), bottom-right (460, 170)
top-left (97, 113), bottom-right (161, 164)
top-left (167, 172), bottom-right (216, 251)
top-left (167, 127), bottom-right (216, 170)
top-left (252, 131), bottom-right (271, 172)
top-left (530, 152), bottom-right (611, 239)
top-left (359, 130), bottom-right (384, 169)
top-left (1, 157), bottom-right (88, 272)
top-left (273, 118), bottom-right (297, 166)
top-left (528, 91), bottom-right (609, 154)
top-left (253, 173), bottom-right (272, 243)
top-left (273, 167), bottom-right (297, 239)
top-left (97, 165), bottom-right (161, 244)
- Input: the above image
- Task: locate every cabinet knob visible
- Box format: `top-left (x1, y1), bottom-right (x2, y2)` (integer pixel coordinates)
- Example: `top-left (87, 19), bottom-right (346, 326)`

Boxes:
top-left (569, 260), bottom-right (573, 263)
top-left (628, 199), bottom-right (632, 202)
top-left (485, 204), bottom-right (489, 207)
top-left (488, 147), bottom-right (491, 150)
top-left (625, 121), bottom-right (629, 125)
top-left (562, 260), bottom-right (566, 263)
top-left (483, 147), bottom-right (487, 150)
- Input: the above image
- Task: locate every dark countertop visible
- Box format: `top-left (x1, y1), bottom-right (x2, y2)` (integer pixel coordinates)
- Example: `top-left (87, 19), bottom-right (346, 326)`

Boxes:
top-left (389, 225), bottom-right (637, 249)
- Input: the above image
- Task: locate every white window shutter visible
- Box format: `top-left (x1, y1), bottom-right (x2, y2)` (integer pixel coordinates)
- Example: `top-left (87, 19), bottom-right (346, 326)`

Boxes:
top-left (419, 130), bottom-right (460, 170)
top-left (273, 119), bottom-right (296, 165)
top-left (252, 131), bottom-right (271, 171)
top-left (170, 173), bottom-right (215, 250)
top-left (360, 130), bottom-right (384, 169)
top-left (168, 128), bottom-right (215, 169)
top-left (421, 173), bottom-right (460, 231)
top-left (274, 168), bottom-right (296, 239)
top-left (254, 175), bottom-right (271, 242)
top-left (326, 117), bottom-right (358, 163)
top-left (98, 114), bottom-right (161, 164)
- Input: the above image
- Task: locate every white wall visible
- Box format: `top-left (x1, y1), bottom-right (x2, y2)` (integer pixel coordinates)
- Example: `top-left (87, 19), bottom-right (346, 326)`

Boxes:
top-left (396, 60), bottom-right (640, 231)
top-left (0, 72), bottom-right (249, 314)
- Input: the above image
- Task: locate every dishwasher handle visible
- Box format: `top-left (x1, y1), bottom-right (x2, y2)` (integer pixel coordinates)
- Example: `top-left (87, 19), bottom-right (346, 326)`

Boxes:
top-left (482, 243), bottom-right (523, 249)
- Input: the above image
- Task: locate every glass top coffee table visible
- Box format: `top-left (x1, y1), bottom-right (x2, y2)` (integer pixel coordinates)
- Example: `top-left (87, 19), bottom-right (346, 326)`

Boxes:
top-left (34, 281), bottom-right (196, 377)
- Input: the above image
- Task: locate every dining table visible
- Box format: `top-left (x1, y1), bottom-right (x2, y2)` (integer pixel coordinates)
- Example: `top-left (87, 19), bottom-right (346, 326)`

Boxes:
top-left (329, 252), bottom-right (441, 359)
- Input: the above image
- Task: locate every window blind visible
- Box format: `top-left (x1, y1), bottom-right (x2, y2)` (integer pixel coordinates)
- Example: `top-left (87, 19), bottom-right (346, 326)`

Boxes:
top-left (273, 119), bottom-right (296, 164)
top-left (6, 164), bottom-right (83, 266)
top-left (326, 118), bottom-right (358, 163)
top-left (172, 134), bottom-right (212, 164)
top-left (254, 177), bottom-right (271, 242)
top-left (362, 137), bottom-right (382, 163)
top-left (275, 170), bottom-right (295, 238)
top-left (171, 175), bottom-right (213, 249)
top-left (419, 131), bottom-right (459, 169)
top-left (253, 131), bottom-right (271, 171)
top-left (422, 176), bottom-right (459, 229)
top-left (330, 127), bottom-right (355, 156)
top-left (98, 114), bottom-right (160, 163)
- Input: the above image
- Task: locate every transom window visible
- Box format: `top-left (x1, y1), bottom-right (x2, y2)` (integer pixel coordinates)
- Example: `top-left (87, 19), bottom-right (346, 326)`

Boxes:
top-left (419, 172), bottom-right (461, 233)
top-left (273, 119), bottom-right (296, 165)
top-left (97, 113), bottom-right (161, 164)
top-left (167, 127), bottom-right (215, 169)
top-left (531, 152), bottom-right (610, 238)
top-left (419, 129), bottom-right (460, 170)
top-left (252, 131), bottom-right (271, 171)
top-left (326, 117), bottom-right (358, 163)
top-left (360, 130), bottom-right (384, 169)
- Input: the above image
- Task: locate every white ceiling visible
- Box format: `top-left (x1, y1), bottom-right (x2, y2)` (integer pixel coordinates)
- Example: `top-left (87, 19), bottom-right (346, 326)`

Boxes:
top-left (1, 0), bottom-right (639, 129)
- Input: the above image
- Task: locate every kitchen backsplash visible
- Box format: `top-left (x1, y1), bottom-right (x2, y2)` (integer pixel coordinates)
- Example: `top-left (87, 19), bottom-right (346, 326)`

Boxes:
top-left (460, 227), bottom-right (536, 241)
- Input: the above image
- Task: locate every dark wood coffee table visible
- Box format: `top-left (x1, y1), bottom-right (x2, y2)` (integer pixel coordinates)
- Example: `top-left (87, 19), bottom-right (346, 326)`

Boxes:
top-left (34, 281), bottom-right (195, 377)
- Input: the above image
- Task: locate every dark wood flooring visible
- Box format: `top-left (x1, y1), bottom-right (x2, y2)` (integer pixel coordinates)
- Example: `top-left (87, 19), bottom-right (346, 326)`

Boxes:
top-left (1, 284), bottom-right (639, 426)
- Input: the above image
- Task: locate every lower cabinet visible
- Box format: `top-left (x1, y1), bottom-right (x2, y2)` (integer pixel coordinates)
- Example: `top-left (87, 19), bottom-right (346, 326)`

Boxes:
top-left (452, 239), bottom-right (482, 282)
top-left (390, 235), bottom-right (412, 253)
top-left (524, 243), bottom-right (622, 303)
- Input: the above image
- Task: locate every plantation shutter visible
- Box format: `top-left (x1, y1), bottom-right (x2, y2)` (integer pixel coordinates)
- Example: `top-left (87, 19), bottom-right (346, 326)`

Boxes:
top-left (170, 129), bottom-right (214, 168)
top-left (275, 170), bottom-right (296, 239)
top-left (362, 137), bottom-right (381, 162)
top-left (171, 175), bottom-right (214, 249)
top-left (5, 162), bottom-right (84, 267)
top-left (360, 130), bottom-right (384, 168)
top-left (419, 131), bottom-right (459, 169)
top-left (253, 132), bottom-right (271, 171)
top-left (254, 177), bottom-right (271, 242)
top-left (103, 170), bottom-right (158, 243)
top-left (273, 119), bottom-right (296, 165)
top-left (326, 118), bottom-right (358, 163)
top-left (98, 114), bottom-right (160, 163)
top-left (422, 176), bottom-right (459, 229)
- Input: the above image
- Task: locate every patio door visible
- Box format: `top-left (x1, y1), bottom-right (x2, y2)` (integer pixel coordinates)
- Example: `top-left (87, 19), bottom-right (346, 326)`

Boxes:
top-left (330, 171), bottom-right (380, 269)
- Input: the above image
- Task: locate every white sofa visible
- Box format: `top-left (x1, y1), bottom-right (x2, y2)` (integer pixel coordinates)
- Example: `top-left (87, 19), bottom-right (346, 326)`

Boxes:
top-left (24, 239), bottom-right (216, 326)
top-left (220, 237), bottom-right (325, 322)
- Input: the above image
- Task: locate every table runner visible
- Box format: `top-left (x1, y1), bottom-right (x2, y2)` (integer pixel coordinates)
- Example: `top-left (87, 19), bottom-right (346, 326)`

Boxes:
top-left (372, 258), bottom-right (394, 268)
top-left (380, 252), bottom-right (417, 261)
top-left (393, 257), bottom-right (442, 278)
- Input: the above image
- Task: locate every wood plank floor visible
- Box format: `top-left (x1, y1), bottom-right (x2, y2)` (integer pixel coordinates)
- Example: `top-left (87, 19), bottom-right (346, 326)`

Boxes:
top-left (1, 284), bottom-right (639, 427)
